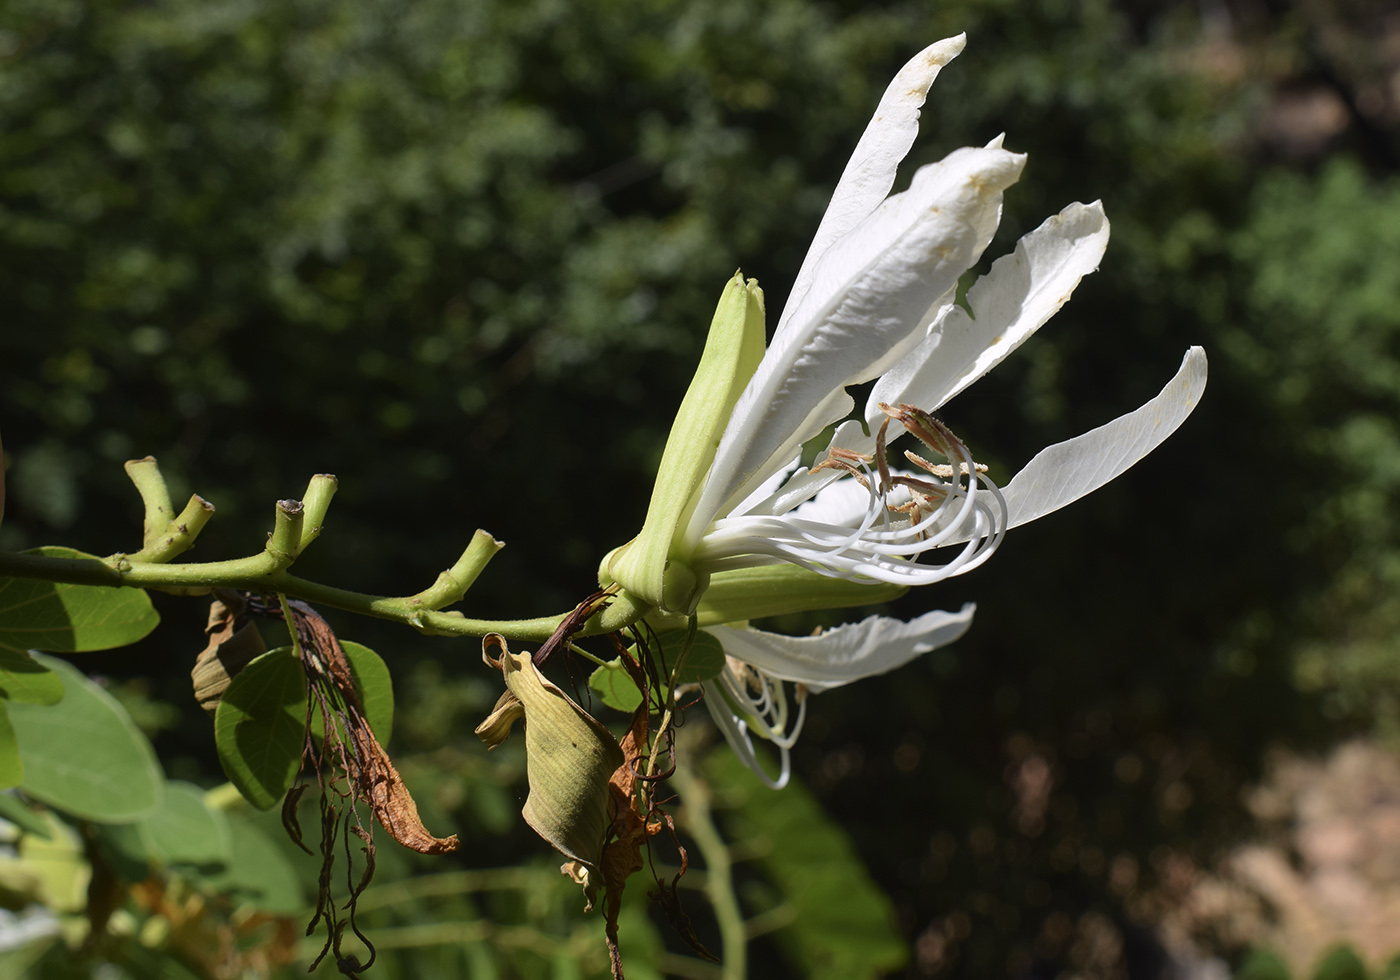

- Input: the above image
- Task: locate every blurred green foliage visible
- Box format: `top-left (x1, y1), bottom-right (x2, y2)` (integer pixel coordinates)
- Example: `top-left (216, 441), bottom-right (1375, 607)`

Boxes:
top-left (2, 0), bottom-right (1400, 975)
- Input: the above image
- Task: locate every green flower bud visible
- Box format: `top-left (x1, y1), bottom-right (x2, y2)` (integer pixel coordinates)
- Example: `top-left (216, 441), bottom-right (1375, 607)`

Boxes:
top-left (605, 272), bottom-right (766, 613)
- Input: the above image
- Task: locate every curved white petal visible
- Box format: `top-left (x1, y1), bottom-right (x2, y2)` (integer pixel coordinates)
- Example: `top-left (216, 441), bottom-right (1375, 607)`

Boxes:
top-left (686, 146), bottom-right (1027, 545)
top-left (999, 346), bottom-right (1207, 528)
top-left (869, 200), bottom-right (1111, 417)
top-left (707, 604), bottom-right (976, 693)
top-left (701, 680), bottom-right (791, 789)
top-left (749, 202), bottom-right (1110, 521)
top-left (779, 35), bottom-right (968, 336)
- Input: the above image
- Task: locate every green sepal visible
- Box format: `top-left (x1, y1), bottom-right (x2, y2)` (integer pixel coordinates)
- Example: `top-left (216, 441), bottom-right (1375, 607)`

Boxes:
top-left (692, 565), bottom-right (907, 627)
top-left (605, 272), bottom-right (766, 614)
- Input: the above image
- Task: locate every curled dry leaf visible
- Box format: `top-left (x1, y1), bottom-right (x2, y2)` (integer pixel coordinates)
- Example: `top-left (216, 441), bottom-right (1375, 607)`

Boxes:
top-left (475, 633), bottom-right (624, 907)
top-left (602, 694), bottom-right (656, 978)
top-left (191, 592), bottom-right (266, 714)
top-left (345, 721), bottom-right (457, 856)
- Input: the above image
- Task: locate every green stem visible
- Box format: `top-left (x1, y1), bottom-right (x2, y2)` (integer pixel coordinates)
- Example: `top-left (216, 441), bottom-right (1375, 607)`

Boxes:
top-left (672, 733), bottom-right (746, 980)
top-left (644, 615), bottom-right (698, 784)
top-left (409, 530), bottom-right (503, 611)
top-left (0, 548), bottom-right (650, 643)
top-left (123, 457), bottom-right (173, 549)
top-left (297, 474), bottom-right (338, 552)
top-left (126, 494), bottom-right (215, 564)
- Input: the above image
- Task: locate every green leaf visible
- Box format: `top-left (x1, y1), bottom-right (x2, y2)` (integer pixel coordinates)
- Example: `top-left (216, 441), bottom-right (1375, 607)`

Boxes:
top-left (310, 640), bottom-right (394, 744)
top-left (0, 702), bottom-right (22, 788)
top-left (706, 750), bottom-right (908, 979)
top-left (214, 647), bottom-right (307, 810)
top-left (96, 781), bottom-right (234, 882)
top-left (0, 546), bottom-right (160, 705)
top-left (94, 820), bottom-right (155, 883)
top-left (138, 780), bottom-right (233, 869)
top-left (10, 654), bottom-right (163, 822)
top-left (0, 937), bottom-right (58, 980)
top-left (0, 789), bottom-right (50, 839)
top-left (589, 658), bottom-right (645, 713)
top-left (590, 630), bottom-right (727, 713)
top-left (0, 650), bottom-right (63, 707)
top-left (187, 813), bottom-right (308, 915)
top-left (637, 629), bottom-right (726, 685)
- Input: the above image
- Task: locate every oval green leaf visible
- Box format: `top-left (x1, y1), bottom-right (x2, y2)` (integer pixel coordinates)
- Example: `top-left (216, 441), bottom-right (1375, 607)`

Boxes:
top-left (214, 647), bottom-right (307, 810)
top-left (138, 780), bottom-right (232, 869)
top-left (588, 658), bottom-right (645, 713)
top-left (0, 547), bottom-right (160, 705)
top-left (187, 813), bottom-right (308, 915)
top-left (9, 654), bottom-right (164, 822)
top-left (631, 629), bottom-right (726, 685)
top-left (591, 629), bottom-right (729, 712)
top-left (309, 640), bottom-right (394, 744)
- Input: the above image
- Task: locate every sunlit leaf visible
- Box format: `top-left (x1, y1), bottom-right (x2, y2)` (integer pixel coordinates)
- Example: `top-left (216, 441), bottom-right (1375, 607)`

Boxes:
top-left (310, 640), bottom-right (393, 744)
top-left (10, 814), bottom-right (89, 912)
top-left (0, 547), bottom-right (160, 705)
top-left (10, 655), bottom-right (163, 822)
top-left (213, 647), bottom-right (307, 810)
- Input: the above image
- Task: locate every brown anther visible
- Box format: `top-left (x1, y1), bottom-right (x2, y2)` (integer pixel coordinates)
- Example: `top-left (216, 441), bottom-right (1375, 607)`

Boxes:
top-left (809, 454), bottom-right (873, 490)
top-left (875, 417), bottom-right (892, 496)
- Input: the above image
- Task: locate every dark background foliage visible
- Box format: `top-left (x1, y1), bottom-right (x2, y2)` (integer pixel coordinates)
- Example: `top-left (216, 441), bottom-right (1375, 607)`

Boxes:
top-left (3, 0), bottom-right (1400, 975)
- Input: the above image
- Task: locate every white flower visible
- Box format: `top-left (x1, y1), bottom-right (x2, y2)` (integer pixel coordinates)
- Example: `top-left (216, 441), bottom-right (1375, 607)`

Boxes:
top-left (672, 34), bottom-right (1206, 593)
top-left (657, 35), bottom-right (1207, 781)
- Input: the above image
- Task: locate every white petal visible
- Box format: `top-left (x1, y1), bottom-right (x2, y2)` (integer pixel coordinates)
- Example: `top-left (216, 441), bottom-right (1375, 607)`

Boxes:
top-left (869, 200), bottom-right (1111, 419)
top-left (707, 604), bottom-right (976, 693)
top-left (779, 35), bottom-right (967, 335)
top-left (728, 454), bottom-right (802, 518)
top-left (747, 202), bottom-right (1107, 521)
top-left (686, 146), bottom-right (1026, 545)
top-left (999, 346), bottom-right (1207, 528)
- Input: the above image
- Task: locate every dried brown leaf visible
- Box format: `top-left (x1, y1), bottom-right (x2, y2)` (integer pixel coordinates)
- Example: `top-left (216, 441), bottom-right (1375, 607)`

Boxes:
top-left (191, 593), bottom-right (266, 714)
top-left (348, 723), bottom-right (458, 855)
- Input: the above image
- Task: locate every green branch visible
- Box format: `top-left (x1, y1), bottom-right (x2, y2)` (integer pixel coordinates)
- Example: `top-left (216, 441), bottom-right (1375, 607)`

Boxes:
top-left (673, 732), bottom-right (747, 980)
top-left (0, 546), bottom-right (649, 642)
top-left (0, 456), bottom-right (652, 644)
